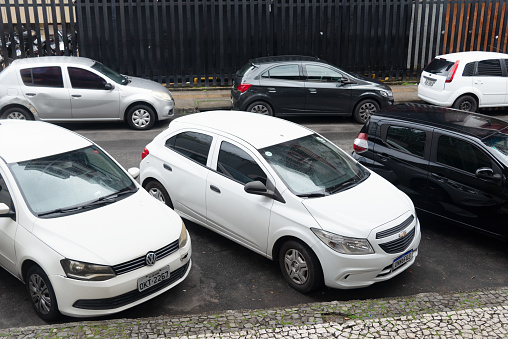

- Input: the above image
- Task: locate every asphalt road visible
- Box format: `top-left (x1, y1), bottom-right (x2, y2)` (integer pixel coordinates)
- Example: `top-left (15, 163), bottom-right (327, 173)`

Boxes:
top-left (1, 111), bottom-right (507, 330)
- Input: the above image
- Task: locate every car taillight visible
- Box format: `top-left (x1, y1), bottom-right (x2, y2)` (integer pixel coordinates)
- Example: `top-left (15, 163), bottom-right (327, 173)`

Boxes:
top-left (141, 147), bottom-right (149, 160)
top-left (353, 133), bottom-right (369, 153)
top-left (446, 60), bottom-right (459, 83)
top-left (237, 83), bottom-right (252, 93)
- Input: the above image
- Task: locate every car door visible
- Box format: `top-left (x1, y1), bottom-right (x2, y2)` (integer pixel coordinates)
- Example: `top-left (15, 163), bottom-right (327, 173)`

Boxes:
top-left (0, 171), bottom-right (18, 275)
top-left (427, 132), bottom-right (506, 237)
top-left (257, 63), bottom-right (306, 113)
top-left (370, 120), bottom-right (432, 209)
top-left (205, 138), bottom-right (274, 254)
top-left (473, 59), bottom-right (507, 106)
top-left (19, 66), bottom-right (72, 119)
top-left (66, 66), bottom-right (121, 119)
top-left (303, 64), bottom-right (351, 113)
top-left (161, 130), bottom-right (213, 225)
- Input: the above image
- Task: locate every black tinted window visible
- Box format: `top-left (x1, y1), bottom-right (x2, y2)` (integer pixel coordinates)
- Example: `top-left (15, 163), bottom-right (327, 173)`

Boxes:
top-left (437, 136), bottom-right (491, 173)
top-left (477, 59), bottom-right (503, 76)
top-left (462, 62), bottom-right (475, 76)
top-left (217, 141), bottom-right (267, 185)
top-left (20, 67), bottom-right (63, 88)
top-left (165, 132), bottom-right (212, 166)
top-left (68, 67), bottom-right (107, 89)
top-left (261, 64), bottom-right (300, 80)
top-left (305, 65), bottom-right (342, 82)
top-left (386, 126), bottom-right (426, 157)
top-left (423, 58), bottom-right (455, 76)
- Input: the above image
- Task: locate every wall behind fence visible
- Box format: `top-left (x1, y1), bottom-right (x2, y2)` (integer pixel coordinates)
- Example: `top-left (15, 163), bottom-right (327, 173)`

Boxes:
top-left (2, 0), bottom-right (508, 87)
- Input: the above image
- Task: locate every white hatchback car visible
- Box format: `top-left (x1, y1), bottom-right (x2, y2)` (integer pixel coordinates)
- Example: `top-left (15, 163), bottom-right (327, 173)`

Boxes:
top-left (0, 120), bottom-right (191, 321)
top-left (0, 56), bottom-right (175, 129)
top-left (418, 51), bottom-right (508, 112)
top-left (140, 111), bottom-right (420, 293)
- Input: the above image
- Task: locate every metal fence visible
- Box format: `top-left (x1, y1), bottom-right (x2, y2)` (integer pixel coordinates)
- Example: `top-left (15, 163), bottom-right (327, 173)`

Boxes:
top-left (1, 0), bottom-right (508, 87)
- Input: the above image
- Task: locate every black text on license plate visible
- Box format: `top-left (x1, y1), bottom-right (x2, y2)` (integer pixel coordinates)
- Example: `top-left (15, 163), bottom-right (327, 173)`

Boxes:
top-left (424, 78), bottom-right (435, 86)
top-left (392, 250), bottom-right (413, 270)
top-left (138, 266), bottom-right (170, 292)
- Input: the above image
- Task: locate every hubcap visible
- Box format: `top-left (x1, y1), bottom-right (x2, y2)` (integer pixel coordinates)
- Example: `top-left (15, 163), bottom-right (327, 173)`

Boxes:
top-left (358, 102), bottom-right (376, 121)
top-left (28, 273), bottom-right (51, 315)
top-left (132, 108), bottom-right (151, 128)
top-left (250, 104), bottom-right (269, 115)
top-left (148, 187), bottom-right (165, 203)
top-left (459, 101), bottom-right (473, 111)
top-left (7, 112), bottom-right (26, 120)
top-left (284, 249), bottom-right (308, 285)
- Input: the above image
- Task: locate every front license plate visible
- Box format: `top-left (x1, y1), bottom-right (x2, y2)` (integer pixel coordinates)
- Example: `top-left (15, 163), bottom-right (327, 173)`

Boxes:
top-left (392, 250), bottom-right (413, 270)
top-left (137, 266), bottom-right (170, 292)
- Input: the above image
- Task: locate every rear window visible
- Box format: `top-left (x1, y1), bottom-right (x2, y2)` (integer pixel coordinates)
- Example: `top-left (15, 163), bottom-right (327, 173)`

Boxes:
top-left (423, 58), bottom-right (455, 76)
top-left (236, 62), bottom-right (256, 77)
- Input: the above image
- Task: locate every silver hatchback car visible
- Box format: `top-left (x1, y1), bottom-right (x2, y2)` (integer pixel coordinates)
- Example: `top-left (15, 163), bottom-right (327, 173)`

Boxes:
top-left (0, 56), bottom-right (175, 130)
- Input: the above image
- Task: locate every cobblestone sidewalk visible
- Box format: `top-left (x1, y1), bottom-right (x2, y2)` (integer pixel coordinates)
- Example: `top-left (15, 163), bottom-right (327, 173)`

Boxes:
top-left (1, 287), bottom-right (507, 338)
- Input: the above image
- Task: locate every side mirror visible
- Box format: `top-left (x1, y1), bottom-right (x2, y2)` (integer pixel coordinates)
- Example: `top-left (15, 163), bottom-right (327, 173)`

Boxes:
top-left (128, 167), bottom-right (140, 179)
top-left (475, 167), bottom-right (502, 182)
top-left (0, 202), bottom-right (15, 218)
top-left (105, 83), bottom-right (114, 90)
top-left (340, 76), bottom-right (355, 85)
top-left (244, 180), bottom-right (285, 203)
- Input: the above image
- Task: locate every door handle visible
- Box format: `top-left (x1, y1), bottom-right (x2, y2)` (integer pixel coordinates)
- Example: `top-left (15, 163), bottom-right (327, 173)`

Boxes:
top-left (25, 93), bottom-right (36, 97)
top-left (379, 153), bottom-right (389, 161)
top-left (430, 173), bottom-right (447, 183)
top-left (308, 88), bottom-right (317, 94)
top-left (210, 185), bottom-right (221, 194)
top-left (71, 94), bottom-right (82, 98)
top-left (473, 80), bottom-right (483, 85)
top-left (267, 87), bottom-right (276, 93)
top-left (163, 164), bottom-right (172, 172)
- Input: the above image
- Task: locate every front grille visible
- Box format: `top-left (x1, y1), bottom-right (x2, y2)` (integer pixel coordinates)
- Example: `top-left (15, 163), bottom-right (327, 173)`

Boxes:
top-left (379, 227), bottom-right (415, 254)
top-left (376, 215), bottom-right (414, 239)
top-left (112, 240), bottom-right (179, 275)
top-left (73, 261), bottom-right (190, 310)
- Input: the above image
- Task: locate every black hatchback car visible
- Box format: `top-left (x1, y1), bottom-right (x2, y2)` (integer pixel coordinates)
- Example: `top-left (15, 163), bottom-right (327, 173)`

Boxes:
top-left (352, 104), bottom-right (508, 240)
top-left (231, 56), bottom-right (394, 124)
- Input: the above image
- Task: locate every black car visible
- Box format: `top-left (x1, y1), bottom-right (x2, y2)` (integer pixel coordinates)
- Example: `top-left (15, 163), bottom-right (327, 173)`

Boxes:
top-left (231, 55), bottom-right (394, 124)
top-left (352, 103), bottom-right (508, 240)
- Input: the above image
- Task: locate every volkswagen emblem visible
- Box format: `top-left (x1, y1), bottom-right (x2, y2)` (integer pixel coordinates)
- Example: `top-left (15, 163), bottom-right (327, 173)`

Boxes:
top-left (145, 252), bottom-right (157, 266)
top-left (399, 231), bottom-right (407, 238)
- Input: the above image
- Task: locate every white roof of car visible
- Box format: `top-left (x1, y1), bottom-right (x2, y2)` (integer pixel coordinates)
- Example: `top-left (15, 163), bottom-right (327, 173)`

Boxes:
top-left (10, 56), bottom-right (95, 68)
top-left (171, 111), bottom-right (314, 149)
top-left (436, 51), bottom-right (508, 62)
top-left (0, 120), bottom-right (92, 163)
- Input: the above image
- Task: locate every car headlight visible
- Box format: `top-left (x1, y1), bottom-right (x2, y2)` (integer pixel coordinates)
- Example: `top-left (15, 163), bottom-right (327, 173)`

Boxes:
top-left (179, 221), bottom-right (189, 248)
top-left (152, 90), bottom-right (173, 101)
top-left (312, 228), bottom-right (374, 255)
top-left (60, 259), bottom-right (116, 281)
top-left (379, 89), bottom-right (393, 98)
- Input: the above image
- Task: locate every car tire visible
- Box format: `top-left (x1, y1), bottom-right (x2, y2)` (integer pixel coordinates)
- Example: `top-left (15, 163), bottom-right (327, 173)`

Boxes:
top-left (2, 107), bottom-right (33, 120)
top-left (246, 101), bottom-right (274, 116)
top-left (453, 95), bottom-right (477, 112)
top-left (353, 99), bottom-right (379, 124)
top-left (126, 104), bottom-right (156, 130)
top-left (278, 240), bottom-right (324, 293)
top-left (26, 265), bottom-right (60, 322)
top-left (145, 180), bottom-right (174, 209)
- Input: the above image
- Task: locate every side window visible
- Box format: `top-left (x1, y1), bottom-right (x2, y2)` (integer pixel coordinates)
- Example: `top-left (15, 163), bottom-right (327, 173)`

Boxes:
top-left (305, 65), bottom-right (342, 82)
top-left (20, 67), bottom-right (63, 88)
top-left (217, 141), bottom-right (267, 185)
top-left (462, 62), bottom-right (475, 76)
top-left (261, 64), bottom-right (300, 80)
top-left (0, 173), bottom-right (14, 212)
top-left (165, 131), bottom-right (212, 166)
top-left (477, 59), bottom-right (503, 76)
top-left (386, 126), bottom-right (426, 157)
top-left (436, 135), bottom-right (492, 174)
top-left (68, 67), bottom-right (107, 89)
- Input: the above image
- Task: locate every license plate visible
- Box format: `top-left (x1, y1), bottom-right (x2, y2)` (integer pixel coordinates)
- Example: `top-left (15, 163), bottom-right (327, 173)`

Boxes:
top-left (392, 250), bottom-right (413, 270)
top-left (137, 266), bottom-right (170, 292)
top-left (424, 78), bottom-right (435, 86)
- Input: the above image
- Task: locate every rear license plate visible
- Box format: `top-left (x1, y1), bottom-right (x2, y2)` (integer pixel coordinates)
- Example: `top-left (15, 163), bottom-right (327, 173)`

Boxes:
top-left (424, 78), bottom-right (436, 86)
top-left (393, 250), bottom-right (413, 270)
top-left (137, 266), bottom-right (170, 292)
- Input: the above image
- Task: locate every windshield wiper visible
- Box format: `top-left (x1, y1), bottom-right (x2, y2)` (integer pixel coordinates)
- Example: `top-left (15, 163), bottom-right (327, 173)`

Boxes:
top-left (296, 192), bottom-right (328, 198)
top-left (328, 177), bottom-right (360, 194)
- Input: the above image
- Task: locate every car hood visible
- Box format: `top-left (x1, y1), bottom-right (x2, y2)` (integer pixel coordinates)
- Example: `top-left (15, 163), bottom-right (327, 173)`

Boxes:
top-left (302, 173), bottom-right (412, 239)
top-left (32, 190), bottom-right (183, 265)
top-left (125, 76), bottom-right (169, 93)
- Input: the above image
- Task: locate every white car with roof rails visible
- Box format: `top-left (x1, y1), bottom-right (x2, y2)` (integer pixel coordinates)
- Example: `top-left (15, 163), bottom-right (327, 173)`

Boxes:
top-left (140, 111), bottom-right (420, 292)
top-left (418, 51), bottom-right (508, 112)
top-left (0, 120), bottom-right (191, 321)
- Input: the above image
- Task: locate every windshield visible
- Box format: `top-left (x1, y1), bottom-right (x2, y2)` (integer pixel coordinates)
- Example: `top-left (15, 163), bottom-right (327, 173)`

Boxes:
top-left (483, 132), bottom-right (508, 164)
top-left (259, 134), bottom-right (369, 197)
top-left (9, 146), bottom-right (137, 217)
top-left (91, 61), bottom-right (128, 85)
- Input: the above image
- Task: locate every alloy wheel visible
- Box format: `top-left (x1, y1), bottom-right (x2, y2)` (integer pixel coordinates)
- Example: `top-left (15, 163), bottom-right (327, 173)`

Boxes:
top-left (28, 273), bottom-right (52, 315)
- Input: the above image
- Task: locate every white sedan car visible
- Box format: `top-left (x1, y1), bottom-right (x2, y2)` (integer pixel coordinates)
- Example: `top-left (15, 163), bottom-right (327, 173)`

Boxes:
top-left (140, 111), bottom-right (420, 293)
top-left (0, 120), bottom-right (191, 321)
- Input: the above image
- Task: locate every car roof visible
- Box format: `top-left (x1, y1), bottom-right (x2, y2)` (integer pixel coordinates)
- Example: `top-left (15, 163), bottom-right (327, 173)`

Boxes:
top-left (435, 51), bottom-right (508, 62)
top-left (0, 120), bottom-right (92, 163)
top-left (374, 104), bottom-right (508, 139)
top-left (10, 56), bottom-right (95, 68)
top-left (248, 55), bottom-right (321, 65)
top-left (170, 111), bottom-right (314, 149)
